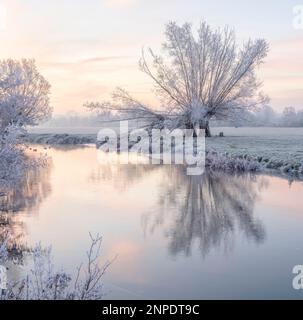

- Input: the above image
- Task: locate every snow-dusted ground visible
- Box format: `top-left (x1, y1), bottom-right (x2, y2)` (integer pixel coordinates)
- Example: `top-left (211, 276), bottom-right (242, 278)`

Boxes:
top-left (25, 126), bottom-right (303, 179)
top-left (208, 135), bottom-right (303, 176)
top-left (25, 133), bottom-right (96, 145)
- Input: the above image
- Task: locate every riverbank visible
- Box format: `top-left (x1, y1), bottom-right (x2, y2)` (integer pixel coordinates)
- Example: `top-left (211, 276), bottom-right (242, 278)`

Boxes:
top-left (24, 127), bottom-right (303, 180)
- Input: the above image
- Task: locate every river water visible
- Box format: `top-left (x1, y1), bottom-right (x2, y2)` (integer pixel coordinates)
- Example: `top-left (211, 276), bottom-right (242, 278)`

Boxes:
top-left (1, 146), bottom-right (303, 299)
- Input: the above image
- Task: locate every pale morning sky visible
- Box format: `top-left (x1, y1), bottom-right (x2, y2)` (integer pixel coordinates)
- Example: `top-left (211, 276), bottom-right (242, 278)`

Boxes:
top-left (0, 0), bottom-right (302, 114)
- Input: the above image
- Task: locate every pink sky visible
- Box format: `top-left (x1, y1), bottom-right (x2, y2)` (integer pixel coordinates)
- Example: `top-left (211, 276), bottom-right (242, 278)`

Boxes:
top-left (0, 0), bottom-right (302, 115)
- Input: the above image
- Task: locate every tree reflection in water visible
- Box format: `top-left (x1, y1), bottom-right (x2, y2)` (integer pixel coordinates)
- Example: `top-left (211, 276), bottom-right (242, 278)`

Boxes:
top-left (0, 161), bottom-right (52, 213)
top-left (91, 158), bottom-right (268, 258)
top-left (90, 159), bottom-right (161, 191)
top-left (142, 167), bottom-right (267, 257)
top-left (0, 158), bottom-right (52, 263)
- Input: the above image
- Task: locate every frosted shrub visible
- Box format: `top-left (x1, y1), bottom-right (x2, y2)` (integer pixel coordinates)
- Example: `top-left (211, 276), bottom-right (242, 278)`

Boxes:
top-left (0, 141), bottom-right (26, 191)
top-left (0, 241), bottom-right (8, 265)
top-left (206, 151), bottom-right (261, 173)
top-left (1, 233), bottom-right (111, 300)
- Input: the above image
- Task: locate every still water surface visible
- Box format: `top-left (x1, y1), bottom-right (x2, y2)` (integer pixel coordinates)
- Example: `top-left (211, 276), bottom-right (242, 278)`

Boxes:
top-left (1, 146), bottom-right (303, 299)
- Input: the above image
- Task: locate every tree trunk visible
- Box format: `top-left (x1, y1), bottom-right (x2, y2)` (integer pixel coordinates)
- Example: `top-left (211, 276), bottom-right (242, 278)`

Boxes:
top-left (198, 120), bottom-right (211, 137)
top-left (204, 121), bottom-right (211, 137)
top-left (187, 119), bottom-right (211, 137)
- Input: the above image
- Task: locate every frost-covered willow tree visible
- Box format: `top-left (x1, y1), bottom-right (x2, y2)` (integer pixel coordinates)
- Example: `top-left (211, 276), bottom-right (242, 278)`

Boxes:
top-left (85, 21), bottom-right (268, 137)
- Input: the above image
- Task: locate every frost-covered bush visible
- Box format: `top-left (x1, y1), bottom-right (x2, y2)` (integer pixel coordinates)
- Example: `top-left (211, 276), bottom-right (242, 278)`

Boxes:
top-left (0, 240), bottom-right (8, 265)
top-left (0, 126), bottom-right (29, 196)
top-left (1, 234), bottom-right (111, 300)
top-left (206, 151), bottom-right (261, 173)
top-left (0, 130), bottom-right (48, 201)
top-left (0, 215), bottom-right (28, 266)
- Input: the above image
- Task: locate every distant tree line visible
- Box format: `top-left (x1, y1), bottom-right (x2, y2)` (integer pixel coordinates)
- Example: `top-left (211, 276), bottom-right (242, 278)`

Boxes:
top-left (44, 106), bottom-right (303, 128)
top-left (212, 105), bottom-right (303, 127)
top-left (46, 106), bottom-right (303, 128)
top-left (41, 110), bottom-right (117, 127)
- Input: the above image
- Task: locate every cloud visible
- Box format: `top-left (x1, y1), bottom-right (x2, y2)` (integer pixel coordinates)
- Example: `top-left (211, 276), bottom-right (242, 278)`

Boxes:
top-left (39, 55), bottom-right (131, 70)
top-left (103, 0), bottom-right (137, 8)
top-left (79, 56), bottom-right (129, 64)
